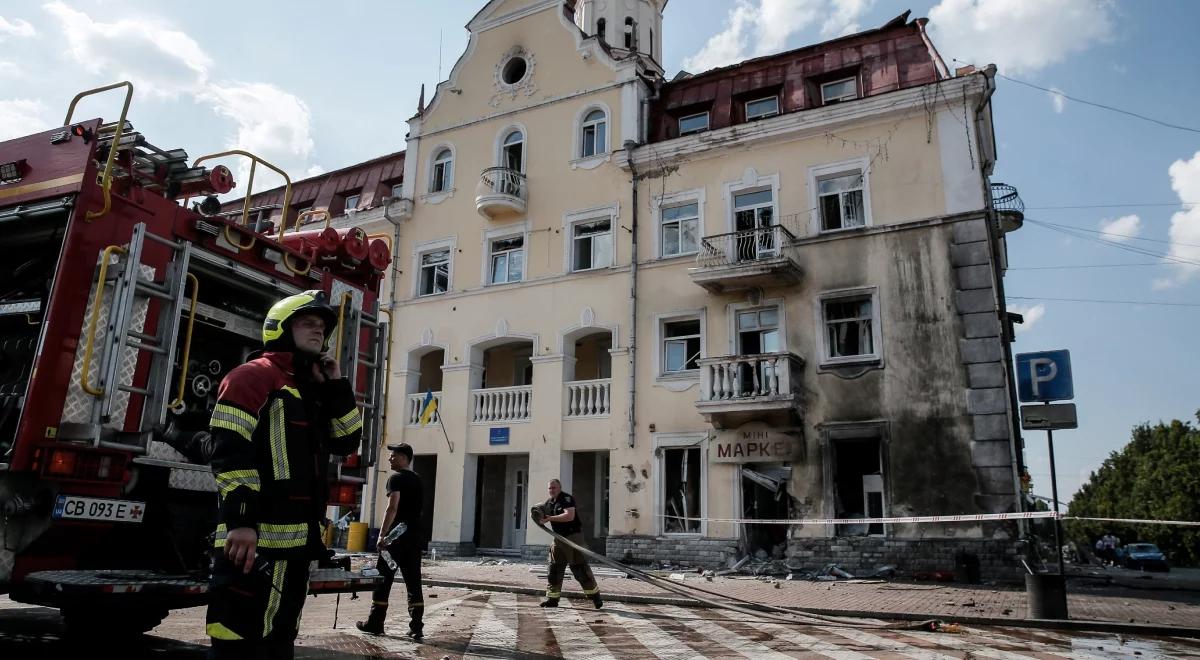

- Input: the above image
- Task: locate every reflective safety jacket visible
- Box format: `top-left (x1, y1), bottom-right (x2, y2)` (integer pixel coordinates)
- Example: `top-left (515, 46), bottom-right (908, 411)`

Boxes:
top-left (208, 351), bottom-right (362, 556)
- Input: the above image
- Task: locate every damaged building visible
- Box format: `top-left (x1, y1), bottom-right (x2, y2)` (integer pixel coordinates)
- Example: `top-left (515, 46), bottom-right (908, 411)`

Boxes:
top-left (229, 0), bottom-right (1027, 580)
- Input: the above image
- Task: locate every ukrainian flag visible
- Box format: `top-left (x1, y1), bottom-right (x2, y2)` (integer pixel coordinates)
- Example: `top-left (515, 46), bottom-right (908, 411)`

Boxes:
top-left (418, 390), bottom-right (438, 426)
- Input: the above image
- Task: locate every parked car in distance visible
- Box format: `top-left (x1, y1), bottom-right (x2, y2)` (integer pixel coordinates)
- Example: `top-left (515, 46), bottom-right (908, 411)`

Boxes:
top-left (1123, 543), bottom-right (1170, 572)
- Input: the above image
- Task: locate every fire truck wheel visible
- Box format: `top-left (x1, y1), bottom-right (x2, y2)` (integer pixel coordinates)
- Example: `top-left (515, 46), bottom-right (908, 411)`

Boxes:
top-left (61, 606), bottom-right (169, 639)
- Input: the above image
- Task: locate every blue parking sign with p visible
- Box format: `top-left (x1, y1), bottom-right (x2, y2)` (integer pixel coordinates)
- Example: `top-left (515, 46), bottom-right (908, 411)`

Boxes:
top-left (1016, 350), bottom-right (1073, 403)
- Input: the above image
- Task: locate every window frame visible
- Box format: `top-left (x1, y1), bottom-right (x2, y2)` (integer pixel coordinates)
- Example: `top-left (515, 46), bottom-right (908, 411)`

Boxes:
top-left (485, 228), bottom-right (526, 286)
top-left (727, 298), bottom-right (787, 355)
top-left (341, 192), bottom-right (361, 214)
top-left (816, 287), bottom-right (882, 367)
top-left (677, 111), bottom-right (710, 136)
top-left (653, 187), bottom-right (706, 260)
top-left (412, 237), bottom-right (455, 298)
top-left (808, 158), bottom-right (872, 235)
top-left (653, 432), bottom-right (709, 537)
top-left (744, 95), bottom-right (780, 120)
top-left (654, 309), bottom-right (706, 381)
top-left (580, 109), bottom-right (608, 158)
top-left (428, 146), bottom-right (455, 195)
top-left (570, 218), bottom-right (614, 272)
top-left (722, 172), bottom-right (780, 234)
top-left (820, 77), bottom-right (859, 105)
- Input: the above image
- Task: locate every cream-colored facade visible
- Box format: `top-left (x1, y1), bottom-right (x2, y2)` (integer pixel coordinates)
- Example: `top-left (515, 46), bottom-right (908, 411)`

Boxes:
top-left (364, 0), bottom-right (1022, 572)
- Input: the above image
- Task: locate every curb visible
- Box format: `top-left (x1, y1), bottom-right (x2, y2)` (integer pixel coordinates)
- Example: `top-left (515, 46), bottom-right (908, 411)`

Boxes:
top-left (422, 578), bottom-right (1200, 639)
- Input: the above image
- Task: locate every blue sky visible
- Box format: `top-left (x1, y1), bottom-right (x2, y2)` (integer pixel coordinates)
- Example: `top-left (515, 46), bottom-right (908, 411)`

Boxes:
top-left (2, 1), bottom-right (1197, 506)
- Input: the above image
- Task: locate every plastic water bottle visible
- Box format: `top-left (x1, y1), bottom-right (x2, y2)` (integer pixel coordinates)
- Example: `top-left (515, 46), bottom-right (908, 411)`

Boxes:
top-left (431, 548), bottom-right (438, 562)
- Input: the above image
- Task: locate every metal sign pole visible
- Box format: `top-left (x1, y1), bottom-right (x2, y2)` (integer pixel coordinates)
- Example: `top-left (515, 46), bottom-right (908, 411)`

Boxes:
top-left (1046, 420), bottom-right (1065, 577)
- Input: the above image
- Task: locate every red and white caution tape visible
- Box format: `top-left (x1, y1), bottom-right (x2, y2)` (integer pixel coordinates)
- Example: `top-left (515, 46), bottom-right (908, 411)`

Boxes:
top-left (657, 512), bottom-right (1200, 527)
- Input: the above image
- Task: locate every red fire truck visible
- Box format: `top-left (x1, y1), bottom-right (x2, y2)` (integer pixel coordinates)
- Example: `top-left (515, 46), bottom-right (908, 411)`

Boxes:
top-left (0, 82), bottom-right (388, 636)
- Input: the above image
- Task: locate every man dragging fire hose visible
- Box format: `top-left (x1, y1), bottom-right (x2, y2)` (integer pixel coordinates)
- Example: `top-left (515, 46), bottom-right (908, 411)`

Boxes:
top-left (532, 479), bottom-right (603, 609)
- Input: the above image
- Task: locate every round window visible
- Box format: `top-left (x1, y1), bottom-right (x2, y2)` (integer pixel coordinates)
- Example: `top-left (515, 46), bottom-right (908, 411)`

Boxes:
top-left (501, 57), bottom-right (528, 85)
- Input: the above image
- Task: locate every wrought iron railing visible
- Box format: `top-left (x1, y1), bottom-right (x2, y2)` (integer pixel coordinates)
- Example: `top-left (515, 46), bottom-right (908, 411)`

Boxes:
top-left (476, 167), bottom-right (527, 201)
top-left (696, 224), bottom-right (797, 268)
top-left (990, 182), bottom-right (1024, 216)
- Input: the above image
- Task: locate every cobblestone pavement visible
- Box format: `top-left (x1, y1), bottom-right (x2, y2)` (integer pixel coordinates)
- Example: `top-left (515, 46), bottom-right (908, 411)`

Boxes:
top-left (3, 590), bottom-right (1200, 658)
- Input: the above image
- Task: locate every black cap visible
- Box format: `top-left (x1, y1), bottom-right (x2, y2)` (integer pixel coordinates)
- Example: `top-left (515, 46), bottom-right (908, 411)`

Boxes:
top-left (387, 443), bottom-right (414, 461)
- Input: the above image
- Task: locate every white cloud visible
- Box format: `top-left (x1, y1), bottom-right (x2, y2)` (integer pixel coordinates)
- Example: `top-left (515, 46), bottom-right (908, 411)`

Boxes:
top-left (1008, 303), bottom-right (1045, 334)
top-left (1097, 214), bottom-right (1141, 242)
top-left (198, 82), bottom-right (316, 186)
top-left (38, 3), bottom-right (320, 184)
top-left (821, 0), bottom-right (875, 39)
top-left (927, 0), bottom-right (1114, 74)
top-left (43, 1), bottom-right (212, 99)
top-left (1153, 151), bottom-right (1200, 289)
top-left (0, 99), bottom-right (50, 141)
top-left (0, 16), bottom-right (36, 39)
top-left (1048, 86), bottom-right (1065, 113)
top-left (0, 61), bottom-right (21, 78)
top-left (682, 0), bottom-right (871, 72)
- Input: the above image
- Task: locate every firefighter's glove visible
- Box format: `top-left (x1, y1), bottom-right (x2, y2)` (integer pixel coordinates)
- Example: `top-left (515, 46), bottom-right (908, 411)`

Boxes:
top-left (530, 506), bottom-right (547, 524)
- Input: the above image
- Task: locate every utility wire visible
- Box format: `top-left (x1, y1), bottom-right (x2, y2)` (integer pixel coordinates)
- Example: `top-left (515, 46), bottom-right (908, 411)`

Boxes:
top-left (1008, 262), bottom-right (1167, 271)
top-left (1025, 202), bottom-right (1197, 210)
top-left (1032, 219), bottom-right (1200, 249)
top-left (1008, 296), bottom-right (1200, 308)
top-left (953, 59), bottom-right (1200, 134)
top-left (1023, 219), bottom-right (1200, 269)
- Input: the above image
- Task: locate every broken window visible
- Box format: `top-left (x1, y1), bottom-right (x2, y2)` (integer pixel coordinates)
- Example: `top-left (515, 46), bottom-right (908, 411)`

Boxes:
top-left (832, 438), bottom-right (885, 536)
top-left (818, 170), bottom-right (865, 231)
top-left (742, 464), bottom-right (793, 558)
top-left (823, 295), bottom-right (876, 360)
top-left (661, 318), bottom-right (701, 374)
top-left (661, 446), bottom-right (702, 534)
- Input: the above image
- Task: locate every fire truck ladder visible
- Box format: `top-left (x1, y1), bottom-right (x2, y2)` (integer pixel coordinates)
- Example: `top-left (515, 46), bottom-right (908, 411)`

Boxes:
top-left (332, 296), bottom-right (388, 474)
top-left (82, 222), bottom-right (195, 450)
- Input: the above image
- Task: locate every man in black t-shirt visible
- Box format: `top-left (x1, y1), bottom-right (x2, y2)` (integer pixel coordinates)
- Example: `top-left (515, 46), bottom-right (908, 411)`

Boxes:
top-left (534, 478), bottom-right (602, 609)
top-left (357, 443), bottom-right (425, 638)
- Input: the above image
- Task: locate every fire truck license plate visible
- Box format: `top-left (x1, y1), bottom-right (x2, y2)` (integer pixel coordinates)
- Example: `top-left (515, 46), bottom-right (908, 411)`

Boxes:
top-left (53, 495), bottom-right (146, 523)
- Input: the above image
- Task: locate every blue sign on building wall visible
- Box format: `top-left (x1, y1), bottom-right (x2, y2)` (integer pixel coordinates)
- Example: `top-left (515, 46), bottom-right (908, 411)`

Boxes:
top-left (489, 427), bottom-right (510, 445)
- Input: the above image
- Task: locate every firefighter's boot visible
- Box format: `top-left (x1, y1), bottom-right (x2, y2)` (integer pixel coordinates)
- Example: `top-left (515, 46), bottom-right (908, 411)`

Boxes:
top-left (356, 605), bottom-right (387, 635)
top-left (591, 594), bottom-right (604, 609)
top-left (539, 598), bottom-right (559, 608)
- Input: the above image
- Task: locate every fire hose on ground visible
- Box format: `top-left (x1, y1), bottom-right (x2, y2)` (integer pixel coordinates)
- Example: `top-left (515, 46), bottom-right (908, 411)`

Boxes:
top-left (528, 510), bottom-right (941, 632)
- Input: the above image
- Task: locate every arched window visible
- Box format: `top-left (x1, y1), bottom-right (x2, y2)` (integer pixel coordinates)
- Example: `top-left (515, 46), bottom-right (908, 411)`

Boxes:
top-left (502, 130), bottom-right (525, 172)
top-left (624, 17), bottom-right (637, 50)
top-left (430, 148), bottom-right (453, 193)
top-left (580, 109), bottom-right (607, 158)
top-left (596, 17), bottom-right (606, 43)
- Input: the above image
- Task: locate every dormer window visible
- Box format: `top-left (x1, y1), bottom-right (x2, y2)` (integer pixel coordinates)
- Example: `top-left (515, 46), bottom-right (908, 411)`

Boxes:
top-left (745, 96), bottom-right (780, 120)
top-left (678, 112), bottom-right (709, 136)
top-left (821, 78), bottom-right (858, 105)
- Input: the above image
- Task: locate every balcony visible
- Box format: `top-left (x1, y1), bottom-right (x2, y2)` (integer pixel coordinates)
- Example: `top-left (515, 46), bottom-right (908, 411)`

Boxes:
top-left (406, 392), bottom-right (442, 426)
top-left (475, 167), bottom-right (527, 219)
top-left (564, 379), bottom-right (611, 418)
top-left (689, 225), bottom-right (802, 293)
top-left (696, 352), bottom-right (805, 428)
top-left (471, 385), bottom-right (533, 424)
top-left (991, 182), bottom-right (1024, 234)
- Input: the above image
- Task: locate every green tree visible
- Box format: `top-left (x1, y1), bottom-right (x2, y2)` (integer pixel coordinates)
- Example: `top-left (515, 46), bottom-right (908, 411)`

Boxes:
top-left (1065, 412), bottom-right (1200, 566)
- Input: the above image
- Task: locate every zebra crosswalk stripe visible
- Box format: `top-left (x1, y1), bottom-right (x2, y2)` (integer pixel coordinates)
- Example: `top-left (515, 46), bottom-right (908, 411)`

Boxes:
top-left (656, 604), bottom-right (793, 660)
top-left (546, 602), bottom-right (619, 660)
top-left (821, 627), bottom-right (961, 659)
top-left (464, 591), bottom-right (519, 659)
top-left (899, 630), bottom-right (1042, 659)
top-left (357, 591), bottom-right (476, 655)
top-left (602, 601), bottom-right (708, 660)
top-left (742, 620), bottom-right (877, 660)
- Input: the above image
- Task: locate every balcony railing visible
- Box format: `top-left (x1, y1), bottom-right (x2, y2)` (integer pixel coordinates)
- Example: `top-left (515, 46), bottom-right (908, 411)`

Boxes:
top-left (407, 392), bottom-right (441, 426)
top-left (564, 379), bottom-right (611, 418)
top-left (475, 167), bottom-right (528, 218)
top-left (990, 182), bottom-right (1024, 233)
top-left (698, 352), bottom-right (804, 403)
top-left (471, 385), bottom-right (533, 424)
top-left (697, 224), bottom-right (797, 268)
top-left (690, 225), bottom-right (802, 292)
